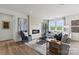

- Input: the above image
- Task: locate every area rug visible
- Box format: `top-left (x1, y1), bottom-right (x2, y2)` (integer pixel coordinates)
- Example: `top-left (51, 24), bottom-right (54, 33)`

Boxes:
top-left (25, 39), bottom-right (46, 55)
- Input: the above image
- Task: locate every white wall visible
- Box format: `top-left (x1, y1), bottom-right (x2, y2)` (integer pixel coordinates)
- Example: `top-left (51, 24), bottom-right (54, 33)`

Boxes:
top-left (65, 14), bottom-right (79, 41)
top-left (0, 14), bottom-right (13, 41)
top-left (0, 8), bottom-right (27, 41)
top-left (30, 16), bottom-right (43, 39)
top-left (0, 8), bottom-right (43, 41)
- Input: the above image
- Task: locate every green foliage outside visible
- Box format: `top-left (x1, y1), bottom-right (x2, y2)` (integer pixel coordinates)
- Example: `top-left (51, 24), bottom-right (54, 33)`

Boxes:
top-left (50, 26), bottom-right (63, 30)
top-left (56, 26), bottom-right (62, 30)
top-left (50, 26), bottom-right (55, 30)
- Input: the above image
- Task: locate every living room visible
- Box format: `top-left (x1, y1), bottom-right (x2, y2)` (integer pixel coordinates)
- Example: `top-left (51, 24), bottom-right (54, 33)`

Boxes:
top-left (0, 4), bottom-right (79, 55)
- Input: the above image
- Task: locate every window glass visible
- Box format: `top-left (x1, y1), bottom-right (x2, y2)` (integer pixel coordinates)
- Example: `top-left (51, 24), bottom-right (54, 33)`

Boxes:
top-left (49, 19), bottom-right (64, 31)
top-left (56, 20), bottom-right (64, 30)
top-left (49, 20), bottom-right (55, 30)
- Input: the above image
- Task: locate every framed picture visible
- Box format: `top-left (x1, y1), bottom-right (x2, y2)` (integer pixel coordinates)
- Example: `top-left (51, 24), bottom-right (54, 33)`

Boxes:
top-left (71, 20), bottom-right (79, 32)
top-left (2, 21), bottom-right (10, 29)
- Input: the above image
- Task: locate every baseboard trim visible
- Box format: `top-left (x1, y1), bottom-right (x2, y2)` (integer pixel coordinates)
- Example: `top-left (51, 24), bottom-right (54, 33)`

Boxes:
top-left (0, 39), bottom-right (14, 42)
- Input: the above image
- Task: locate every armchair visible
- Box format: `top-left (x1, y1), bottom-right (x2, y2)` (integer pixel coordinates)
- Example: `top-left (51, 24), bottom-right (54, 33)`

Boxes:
top-left (61, 34), bottom-right (71, 55)
top-left (20, 31), bottom-right (28, 42)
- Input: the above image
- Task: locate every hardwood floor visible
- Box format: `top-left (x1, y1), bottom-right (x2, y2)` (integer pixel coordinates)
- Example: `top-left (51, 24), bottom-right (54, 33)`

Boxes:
top-left (0, 40), bottom-right (41, 55)
top-left (69, 41), bottom-right (79, 55)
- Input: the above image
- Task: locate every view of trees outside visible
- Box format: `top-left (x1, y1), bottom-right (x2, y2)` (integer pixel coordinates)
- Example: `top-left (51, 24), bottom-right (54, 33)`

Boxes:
top-left (49, 20), bottom-right (64, 31)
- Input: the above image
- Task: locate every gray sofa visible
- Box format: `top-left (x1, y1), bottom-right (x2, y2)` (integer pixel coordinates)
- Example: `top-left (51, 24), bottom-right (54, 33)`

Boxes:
top-left (61, 34), bottom-right (71, 55)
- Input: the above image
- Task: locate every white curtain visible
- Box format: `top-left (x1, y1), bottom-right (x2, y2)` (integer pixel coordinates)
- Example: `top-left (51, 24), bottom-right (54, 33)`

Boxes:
top-left (18, 18), bottom-right (28, 32)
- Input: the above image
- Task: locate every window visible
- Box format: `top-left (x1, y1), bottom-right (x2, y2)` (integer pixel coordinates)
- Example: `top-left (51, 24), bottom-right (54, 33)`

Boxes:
top-left (49, 20), bottom-right (55, 30)
top-left (56, 20), bottom-right (64, 30)
top-left (49, 19), bottom-right (64, 31)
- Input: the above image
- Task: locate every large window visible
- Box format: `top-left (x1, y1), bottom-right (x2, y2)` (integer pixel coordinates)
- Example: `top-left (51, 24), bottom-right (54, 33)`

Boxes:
top-left (49, 20), bottom-right (55, 30)
top-left (56, 20), bottom-right (64, 30)
top-left (49, 19), bottom-right (64, 31)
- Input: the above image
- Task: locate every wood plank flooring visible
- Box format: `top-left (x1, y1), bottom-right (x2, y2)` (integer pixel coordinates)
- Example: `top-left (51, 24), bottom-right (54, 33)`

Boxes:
top-left (0, 40), bottom-right (41, 55)
top-left (69, 41), bottom-right (79, 55)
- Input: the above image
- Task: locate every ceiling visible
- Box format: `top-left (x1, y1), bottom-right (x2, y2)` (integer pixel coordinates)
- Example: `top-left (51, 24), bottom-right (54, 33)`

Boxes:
top-left (0, 4), bottom-right (79, 19)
